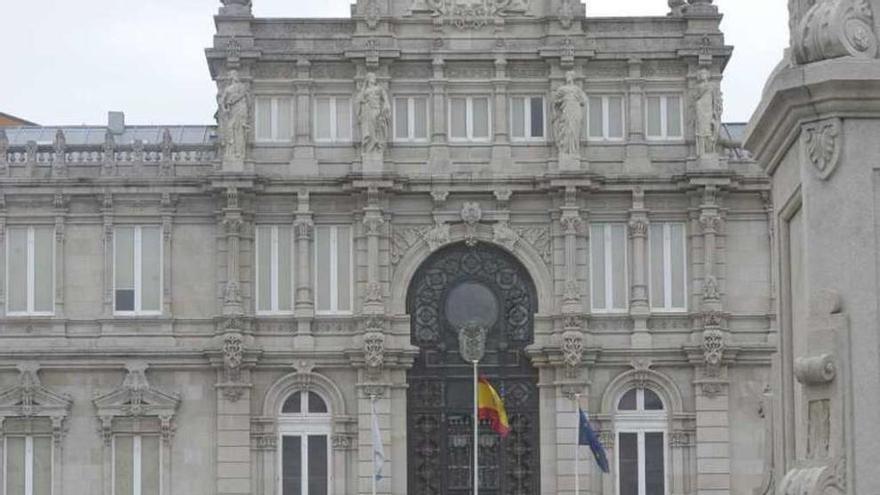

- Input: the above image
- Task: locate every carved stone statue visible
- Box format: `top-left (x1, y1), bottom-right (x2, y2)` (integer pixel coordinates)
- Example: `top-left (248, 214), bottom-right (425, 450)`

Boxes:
top-left (356, 73), bottom-right (391, 154)
top-left (694, 69), bottom-right (722, 158)
top-left (552, 71), bottom-right (587, 156)
top-left (217, 70), bottom-right (250, 167)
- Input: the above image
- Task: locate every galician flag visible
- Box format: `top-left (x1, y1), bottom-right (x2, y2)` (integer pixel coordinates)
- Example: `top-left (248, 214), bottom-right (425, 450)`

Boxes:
top-left (477, 377), bottom-right (510, 437)
top-left (371, 397), bottom-right (386, 481)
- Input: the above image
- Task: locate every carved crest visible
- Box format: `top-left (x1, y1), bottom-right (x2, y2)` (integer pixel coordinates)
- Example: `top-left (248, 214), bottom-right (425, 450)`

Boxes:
top-left (363, 331), bottom-right (386, 371)
top-left (802, 118), bottom-right (843, 180)
top-left (561, 330), bottom-right (584, 377)
top-left (458, 322), bottom-right (488, 363)
top-left (93, 362), bottom-right (180, 421)
top-left (424, 0), bottom-right (529, 30)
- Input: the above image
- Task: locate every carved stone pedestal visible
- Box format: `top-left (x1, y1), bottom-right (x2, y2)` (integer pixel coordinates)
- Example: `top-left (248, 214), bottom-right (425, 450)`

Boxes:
top-left (362, 151), bottom-right (385, 175)
top-left (558, 152), bottom-right (582, 172)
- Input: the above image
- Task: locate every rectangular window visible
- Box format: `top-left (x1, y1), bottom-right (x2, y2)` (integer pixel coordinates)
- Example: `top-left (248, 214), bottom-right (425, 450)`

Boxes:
top-left (315, 226), bottom-right (352, 314)
top-left (586, 95), bottom-right (625, 140)
top-left (4, 436), bottom-right (52, 495)
top-left (645, 95), bottom-right (683, 139)
top-left (448, 96), bottom-right (491, 142)
top-left (6, 227), bottom-right (54, 315)
top-left (255, 96), bottom-right (294, 142)
top-left (617, 431), bottom-right (666, 495)
top-left (314, 97), bottom-right (352, 142)
top-left (649, 223), bottom-right (687, 312)
top-left (590, 223), bottom-right (628, 312)
top-left (113, 435), bottom-right (160, 495)
top-left (510, 96), bottom-right (545, 140)
top-left (256, 226), bottom-right (293, 314)
top-left (281, 435), bottom-right (329, 495)
top-left (114, 226), bottom-right (162, 315)
top-left (393, 97), bottom-right (429, 142)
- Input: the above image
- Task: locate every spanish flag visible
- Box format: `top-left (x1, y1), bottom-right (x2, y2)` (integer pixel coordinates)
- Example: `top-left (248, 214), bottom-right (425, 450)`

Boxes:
top-left (477, 377), bottom-right (510, 437)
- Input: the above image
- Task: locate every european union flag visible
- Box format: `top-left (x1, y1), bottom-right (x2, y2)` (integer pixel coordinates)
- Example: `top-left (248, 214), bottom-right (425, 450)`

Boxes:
top-left (579, 408), bottom-right (610, 473)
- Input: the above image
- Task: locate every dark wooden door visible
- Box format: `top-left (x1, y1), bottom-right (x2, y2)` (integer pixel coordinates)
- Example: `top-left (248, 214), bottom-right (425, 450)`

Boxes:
top-left (407, 243), bottom-right (540, 495)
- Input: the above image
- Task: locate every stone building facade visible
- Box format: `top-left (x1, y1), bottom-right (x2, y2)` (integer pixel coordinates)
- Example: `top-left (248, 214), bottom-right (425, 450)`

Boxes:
top-left (0, 1), bottom-right (775, 494)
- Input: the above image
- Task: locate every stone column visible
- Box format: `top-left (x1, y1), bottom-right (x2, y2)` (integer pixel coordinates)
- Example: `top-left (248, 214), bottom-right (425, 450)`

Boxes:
top-left (624, 58), bottom-right (651, 173)
top-left (294, 191), bottom-right (315, 346)
top-left (161, 193), bottom-right (174, 315)
top-left (221, 187), bottom-right (245, 315)
top-left (429, 57), bottom-right (450, 169)
top-left (292, 59), bottom-right (318, 173)
top-left (53, 193), bottom-right (67, 317)
top-left (101, 192), bottom-right (114, 317)
top-left (215, 368), bottom-right (253, 495)
top-left (699, 186), bottom-right (722, 311)
top-left (629, 187), bottom-right (650, 347)
top-left (491, 56), bottom-right (511, 169)
top-left (362, 185), bottom-right (385, 313)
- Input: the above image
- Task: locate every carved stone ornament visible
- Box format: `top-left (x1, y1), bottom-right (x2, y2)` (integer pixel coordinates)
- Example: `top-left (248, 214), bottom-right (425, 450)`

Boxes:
top-left (424, 222), bottom-right (451, 251)
top-left (778, 457), bottom-right (846, 495)
top-left (220, 0), bottom-right (252, 16)
top-left (793, 0), bottom-right (877, 64)
top-left (363, 331), bottom-right (386, 371)
top-left (701, 381), bottom-right (724, 399)
top-left (356, 73), bottom-right (391, 153)
top-left (363, 0), bottom-right (380, 29)
top-left (558, 0), bottom-right (575, 29)
top-left (223, 333), bottom-right (244, 382)
top-left (0, 363), bottom-right (72, 419)
top-left (794, 353), bottom-right (837, 385)
top-left (493, 222), bottom-right (519, 251)
top-left (424, 0), bottom-right (529, 30)
top-left (561, 330), bottom-right (584, 377)
top-left (458, 322), bottom-right (488, 363)
top-left (801, 118), bottom-right (843, 180)
top-left (93, 362), bottom-right (180, 444)
top-left (702, 328), bottom-right (725, 374)
top-left (217, 70), bottom-right (250, 169)
top-left (461, 202), bottom-right (482, 247)
top-left (703, 275), bottom-right (721, 301)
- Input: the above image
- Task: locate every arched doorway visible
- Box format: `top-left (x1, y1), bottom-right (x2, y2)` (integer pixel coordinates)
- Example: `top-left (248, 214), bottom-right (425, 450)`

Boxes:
top-left (406, 243), bottom-right (540, 495)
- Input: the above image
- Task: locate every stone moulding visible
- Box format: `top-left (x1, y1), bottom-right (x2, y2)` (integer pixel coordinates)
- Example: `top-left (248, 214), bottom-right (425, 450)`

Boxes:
top-left (794, 0), bottom-right (878, 64)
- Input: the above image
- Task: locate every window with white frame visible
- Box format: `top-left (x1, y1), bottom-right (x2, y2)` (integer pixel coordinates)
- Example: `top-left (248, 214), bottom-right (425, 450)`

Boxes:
top-left (510, 96), bottom-right (545, 141)
top-left (114, 226), bottom-right (162, 315)
top-left (6, 226), bottom-right (54, 315)
top-left (616, 387), bottom-right (667, 495)
top-left (314, 225), bottom-right (352, 314)
top-left (112, 435), bottom-right (160, 495)
top-left (393, 96), bottom-right (429, 142)
top-left (4, 435), bottom-right (52, 495)
top-left (590, 223), bottom-right (628, 312)
top-left (586, 95), bottom-right (625, 140)
top-left (645, 95), bottom-right (683, 140)
top-left (255, 96), bottom-right (294, 142)
top-left (314, 97), bottom-right (352, 142)
top-left (448, 96), bottom-right (491, 142)
top-left (649, 223), bottom-right (687, 312)
top-left (256, 225), bottom-right (294, 314)
top-left (278, 391), bottom-right (331, 495)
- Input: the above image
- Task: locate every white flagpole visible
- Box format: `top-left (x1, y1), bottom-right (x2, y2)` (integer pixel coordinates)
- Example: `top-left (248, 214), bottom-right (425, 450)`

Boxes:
top-left (473, 360), bottom-right (479, 495)
top-left (574, 393), bottom-right (581, 495)
top-left (371, 394), bottom-right (378, 495)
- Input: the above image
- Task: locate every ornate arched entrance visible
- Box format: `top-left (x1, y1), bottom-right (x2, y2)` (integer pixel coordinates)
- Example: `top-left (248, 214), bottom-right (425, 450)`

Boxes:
top-left (406, 243), bottom-right (540, 495)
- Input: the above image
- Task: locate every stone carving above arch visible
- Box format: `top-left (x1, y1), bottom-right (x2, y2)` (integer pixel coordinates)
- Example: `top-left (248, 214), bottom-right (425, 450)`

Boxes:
top-left (414, 0), bottom-right (530, 30)
top-left (389, 231), bottom-right (555, 317)
top-left (262, 370), bottom-right (347, 418)
top-left (600, 363), bottom-right (685, 413)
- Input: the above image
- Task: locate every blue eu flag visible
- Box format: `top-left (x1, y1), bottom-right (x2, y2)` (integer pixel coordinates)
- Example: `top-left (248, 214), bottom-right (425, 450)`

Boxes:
top-left (579, 408), bottom-right (610, 473)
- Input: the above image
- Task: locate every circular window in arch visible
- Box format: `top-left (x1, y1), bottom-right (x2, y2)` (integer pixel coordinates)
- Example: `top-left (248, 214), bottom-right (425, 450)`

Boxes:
top-left (281, 391), bottom-right (329, 414)
top-left (444, 281), bottom-right (500, 329)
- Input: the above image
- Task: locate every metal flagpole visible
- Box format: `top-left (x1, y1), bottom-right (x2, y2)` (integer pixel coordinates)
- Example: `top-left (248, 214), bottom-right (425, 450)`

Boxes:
top-left (371, 394), bottom-right (377, 495)
top-left (473, 359), bottom-right (479, 495)
top-left (574, 393), bottom-right (581, 495)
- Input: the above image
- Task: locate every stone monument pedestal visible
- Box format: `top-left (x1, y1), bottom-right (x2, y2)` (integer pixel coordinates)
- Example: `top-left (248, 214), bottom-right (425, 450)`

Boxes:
top-left (558, 152), bottom-right (581, 172)
top-left (362, 151), bottom-right (385, 175)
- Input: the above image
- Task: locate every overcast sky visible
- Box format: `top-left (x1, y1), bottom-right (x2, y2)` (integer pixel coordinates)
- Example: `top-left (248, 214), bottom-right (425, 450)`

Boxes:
top-left (0, 0), bottom-right (787, 126)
